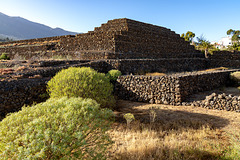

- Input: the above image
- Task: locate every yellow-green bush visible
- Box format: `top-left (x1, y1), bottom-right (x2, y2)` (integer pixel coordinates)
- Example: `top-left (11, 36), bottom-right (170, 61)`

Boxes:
top-left (106, 69), bottom-right (122, 82)
top-left (0, 53), bottom-right (10, 60)
top-left (0, 97), bottom-right (113, 159)
top-left (47, 67), bottom-right (115, 108)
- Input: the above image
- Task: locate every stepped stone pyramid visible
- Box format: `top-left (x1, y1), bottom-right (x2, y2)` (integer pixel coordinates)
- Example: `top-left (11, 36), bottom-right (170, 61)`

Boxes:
top-left (60, 18), bottom-right (201, 59)
top-left (0, 18), bottom-right (202, 59)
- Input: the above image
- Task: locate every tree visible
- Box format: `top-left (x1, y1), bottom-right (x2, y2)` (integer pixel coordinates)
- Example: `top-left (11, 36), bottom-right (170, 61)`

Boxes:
top-left (227, 29), bottom-right (234, 36)
top-left (0, 37), bottom-right (13, 42)
top-left (196, 36), bottom-right (213, 58)
top-left (227, 29), bottom-right (240, 44)
top-left (181, 31), bottom-right (195, 43)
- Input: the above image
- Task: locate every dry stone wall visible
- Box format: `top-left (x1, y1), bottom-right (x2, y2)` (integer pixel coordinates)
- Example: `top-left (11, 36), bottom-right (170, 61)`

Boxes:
top-left (115, 69), bottom-right (240, 106)
top-left (209, 51), bottom-right (240, 60)
top-left (115, 75), bottom-right (181, 105)
top-left (114, 19), bottom-right (197, 54)
top-left (176, 70), bottom-right (237, 100)
top-left (208, 59), bottom-right (240, 69)
top-left (0, 78), bottom-right (49, 116)
top-left (0, 60), bottom-right (113, 116)
top-left (107, 59), bottom-right (209, 74)
top-left (106, 59), bottom-right (240, 75)
top-left (0, 18), bottom-right (200, 60)
top-left (0, 59), bottom-right (239, 116)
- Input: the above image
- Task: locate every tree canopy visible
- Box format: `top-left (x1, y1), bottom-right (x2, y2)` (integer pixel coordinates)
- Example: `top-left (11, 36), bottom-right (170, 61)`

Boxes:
top-left (196, 36), bottom-right (213, 58)
top-left (181, 31), bottom-right (195, 43)
top-left (0, 37), bottom-right (13, 42)
top-left (227, 29), bottom-right (240, 43)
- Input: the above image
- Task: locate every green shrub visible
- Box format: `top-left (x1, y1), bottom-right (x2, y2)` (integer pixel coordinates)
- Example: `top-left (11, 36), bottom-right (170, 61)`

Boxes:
top-left (0, 53), bottom-right (10, 60)
top-left (230, 71), bottom-right (240, 85)
top-left (106, 69), bottom-right (122, 82)
top-left (0, 97), bottom-right (113, 159)
top-left (47, 67), bottom-right (116, 108)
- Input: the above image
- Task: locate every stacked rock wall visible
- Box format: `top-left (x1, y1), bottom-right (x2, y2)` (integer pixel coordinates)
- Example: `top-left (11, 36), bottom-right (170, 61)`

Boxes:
top-left (0, 59), bottom-right (239, 115)
top-left (0, 18), bottom-right (200, 60)
top-left (115, 75), bottom-right (181, 105)
top-left (107, 59), bottom-right (209, 74)
top-left (177, 71), bottom-right (236, 100)
top-left (209, 51), bottom-right (240, 60)
top-left (0, 78), bottom-right (49, 116)
top-left (106, 59), bottom-right (240, 75)
top-left (115, 69), bottom-right (240, 105)
top-left (114, 19), bottom-right (197, 55)
top-left (0, 60), bottom-right (114, 116)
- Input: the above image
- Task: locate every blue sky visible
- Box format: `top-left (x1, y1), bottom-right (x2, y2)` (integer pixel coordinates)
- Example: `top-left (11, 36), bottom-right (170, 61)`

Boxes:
top-left (0, 0), bottom-right (239, 42)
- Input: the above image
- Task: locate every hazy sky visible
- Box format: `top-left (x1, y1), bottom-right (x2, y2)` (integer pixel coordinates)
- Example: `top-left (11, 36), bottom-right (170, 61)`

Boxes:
top-left (0, 0), bottom-right (239, 42)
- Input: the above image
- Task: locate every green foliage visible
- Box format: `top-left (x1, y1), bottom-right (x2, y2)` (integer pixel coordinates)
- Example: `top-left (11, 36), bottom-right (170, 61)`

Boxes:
top-left (0, 97), bottom-right (113, 159)
top-left (227, 29), bottom-right (240, 45)
top-left (228, 42), bottom-right (240, 51)
top-left (0, 53), bottom-right (10, 60)
top-left (38, 92), bottom-right (50, 101)
top-left (47, 67), bottom-right (116, 108)
top-left (106, 69), bottom-right (122, 82)
top-left (123, 113), bottom-right (135, 127)
top-left (209, 48), bottom-right (220, 55)
top-left (222, 132), bottom-right (240, 159)
top-left (181, 31), bottom-right (195, 42)
top-left (196, 36), bottom-right (213, 58)
top-left (227, 29), bottom-right (235, 36)
top-left (227, 29), bottom-right (240, 51)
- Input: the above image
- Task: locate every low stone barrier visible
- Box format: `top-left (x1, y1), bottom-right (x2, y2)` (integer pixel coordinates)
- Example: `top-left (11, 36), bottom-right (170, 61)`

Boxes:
top-left (0, 78), bottom-right (49, 116)
top-left (210, 51), bottom-right (240, 60)
top-left (0, 61), bottom-right (239, 116)
top-left (115, 75), bottom-right (181, 105)
top-left (115, 69), bottom-right (240, 106)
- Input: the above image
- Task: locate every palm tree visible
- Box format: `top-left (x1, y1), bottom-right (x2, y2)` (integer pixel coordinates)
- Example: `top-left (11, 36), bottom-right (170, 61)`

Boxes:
top-left (196, 36), bottom-right (213, 58)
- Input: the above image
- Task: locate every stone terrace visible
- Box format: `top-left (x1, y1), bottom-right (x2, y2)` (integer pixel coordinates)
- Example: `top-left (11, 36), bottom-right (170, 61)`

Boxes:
top-left (0, 18), bottom-right (240, 115)
top-left (0, 18), bottom-right (202, 60)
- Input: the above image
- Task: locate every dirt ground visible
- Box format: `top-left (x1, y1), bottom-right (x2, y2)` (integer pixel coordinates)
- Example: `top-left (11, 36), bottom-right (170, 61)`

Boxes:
top-left (114, 99), bottom-right (240, 131)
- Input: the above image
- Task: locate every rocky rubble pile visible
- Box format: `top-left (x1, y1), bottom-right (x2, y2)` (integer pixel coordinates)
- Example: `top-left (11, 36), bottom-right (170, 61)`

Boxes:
top-left (184, 93), bottom-right (240, 112)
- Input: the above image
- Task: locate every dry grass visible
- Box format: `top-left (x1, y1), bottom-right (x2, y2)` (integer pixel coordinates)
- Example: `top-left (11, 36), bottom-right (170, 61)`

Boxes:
top-left (145, 72), bottom-right (166, 76)
top-left (200, 67), bottom-right (229, 72)
top-left (107, 100), bottom-right (240, 160)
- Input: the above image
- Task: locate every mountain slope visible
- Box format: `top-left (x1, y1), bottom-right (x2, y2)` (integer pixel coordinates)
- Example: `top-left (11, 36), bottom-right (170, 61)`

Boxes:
top-left (0, 12), bottom-right (78, 40)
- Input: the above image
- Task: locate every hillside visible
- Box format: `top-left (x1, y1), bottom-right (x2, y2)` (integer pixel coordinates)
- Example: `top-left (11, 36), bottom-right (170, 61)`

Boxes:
top-left (0, 12), bottom-right (78, 40)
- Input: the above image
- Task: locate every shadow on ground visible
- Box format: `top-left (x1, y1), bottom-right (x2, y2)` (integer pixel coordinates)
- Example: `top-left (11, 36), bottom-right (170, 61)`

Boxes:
top-left (114, 100), bottom-right (230, 131)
